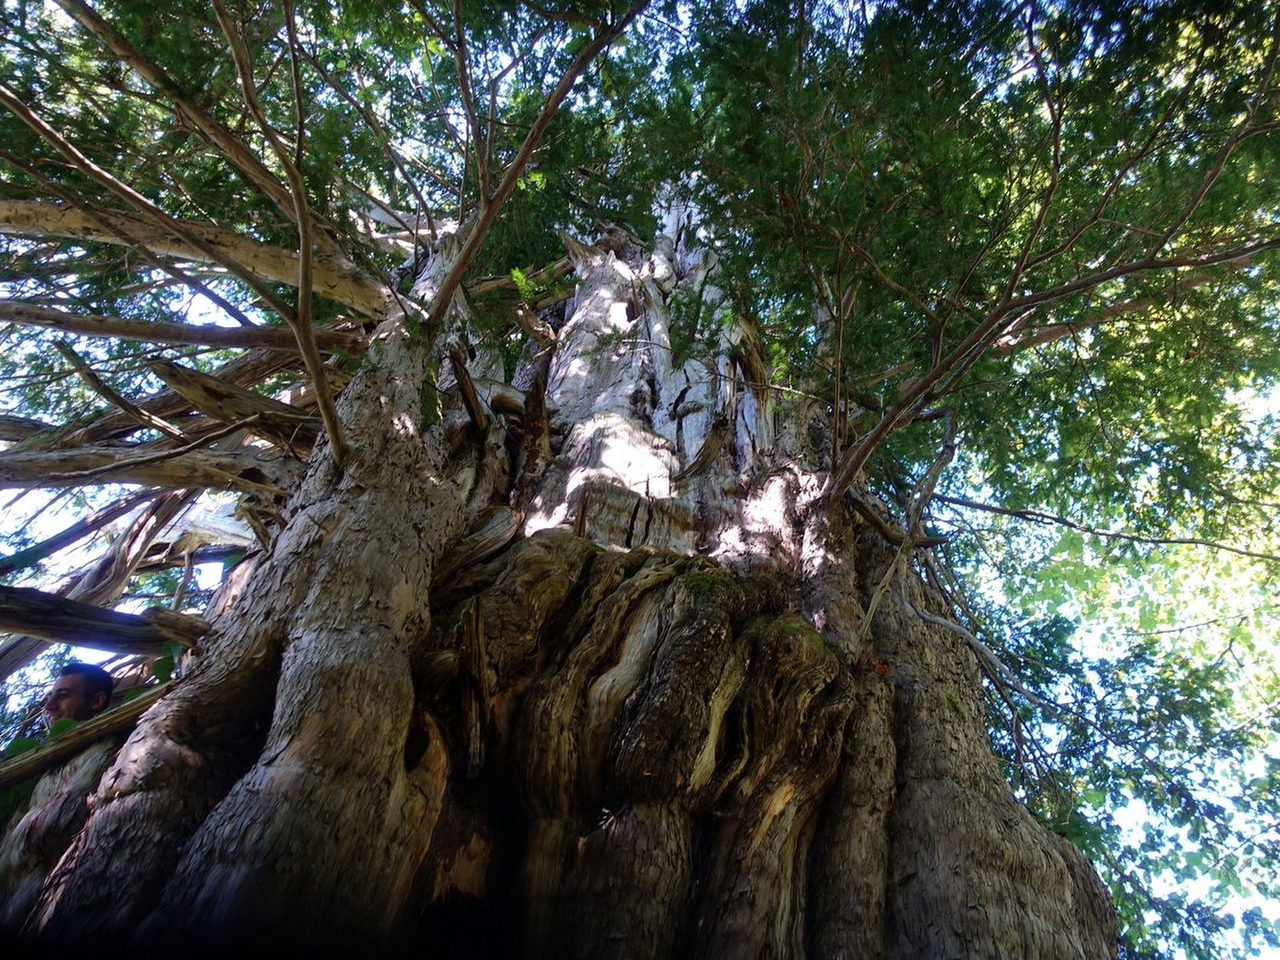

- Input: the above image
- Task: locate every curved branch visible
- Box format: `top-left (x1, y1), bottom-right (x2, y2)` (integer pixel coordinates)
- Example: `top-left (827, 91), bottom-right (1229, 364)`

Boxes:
top-left (55, 341), bottom-right (189, 442)
top-left (213, 0), bottom-right (347, 466)
top-left (0, 200), bottom-right (389, 316)
top-left (935, 493), bottom-right (1280, 564)
top-left (824, 237), bottom-right (1280, 502)
top-left (53, 0), bottom-right (307, 233)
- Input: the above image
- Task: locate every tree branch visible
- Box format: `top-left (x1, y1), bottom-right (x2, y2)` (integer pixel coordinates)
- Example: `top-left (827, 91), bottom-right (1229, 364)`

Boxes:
top-left (54, 341), bottom-right (189, 442)
top-left (0, 488), bottom-right (163, 578)
top-left (55, 349), bottom-right (303, 449)
top-left (0, 434), bottom-right (299, 495)
top-left (824, 237), bottom-right (1280, 502)
top-left (0, 200), bottom-right (389, 316)
top-left (149, 360), bottom-right (320, 458)
top-left (53, 0), bottom-right (312, 236)
top-left (424, 1), bottom-right (651, 340)
top-left (213, 0), bottom-right (348, 467)
top-left (0, 300), bottom-right (366, 353)
top-left (0, 83), bottom-right (300, 324)
top-left (0, 585), bottom-right (209, 653)
top-left (934, 493), bottom-right (1280, 564)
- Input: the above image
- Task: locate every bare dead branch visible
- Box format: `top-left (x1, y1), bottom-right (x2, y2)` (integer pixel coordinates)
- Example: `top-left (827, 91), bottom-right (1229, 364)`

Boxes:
top-left (57, 349), bottom-right (303, 449)
top-left (0, 489), bottom-right (163, 578)
top-left (0, 489), bottom-right (198, 679)
top-left (54, 341), bottom-right (189, 442)
top-left (149, 360), bottom-right (320, 458)
top-left (0, 415), bottom-right (55, 442)
top-left (0, 584), bottom-right (208, 653)
top-left (0, 431), bottom-right (299, 494)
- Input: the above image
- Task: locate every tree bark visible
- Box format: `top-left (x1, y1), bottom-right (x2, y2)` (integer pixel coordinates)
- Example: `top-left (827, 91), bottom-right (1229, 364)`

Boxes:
top-left (0, 200), bottom-right (387, 315)
top-left (1, 222), bottom-right (1118, 958)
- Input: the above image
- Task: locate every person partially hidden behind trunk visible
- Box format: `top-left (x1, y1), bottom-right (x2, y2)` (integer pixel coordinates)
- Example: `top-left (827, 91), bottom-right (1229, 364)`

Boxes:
top-left (0, 662), bottom-right (119, 935)
top-left (41, 662), bottom-right (113, 726)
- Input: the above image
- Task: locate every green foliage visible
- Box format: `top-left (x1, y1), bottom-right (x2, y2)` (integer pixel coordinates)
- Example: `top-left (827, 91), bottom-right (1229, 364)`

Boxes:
top-left (150, 641), bottom-right (185, 685)
top-left (638, 10), bottom-right (1280, 947)
top-left (946, 492), bottom-right (1280, 959)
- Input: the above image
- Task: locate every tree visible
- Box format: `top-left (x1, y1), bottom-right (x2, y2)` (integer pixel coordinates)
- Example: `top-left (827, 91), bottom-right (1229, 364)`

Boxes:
top-left (0, 0), bottom-right (1276, 957)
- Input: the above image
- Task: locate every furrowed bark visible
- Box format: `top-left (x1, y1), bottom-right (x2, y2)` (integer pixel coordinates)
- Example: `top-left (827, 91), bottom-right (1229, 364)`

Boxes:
top-left (3, 225), bottom-right (1118, 960)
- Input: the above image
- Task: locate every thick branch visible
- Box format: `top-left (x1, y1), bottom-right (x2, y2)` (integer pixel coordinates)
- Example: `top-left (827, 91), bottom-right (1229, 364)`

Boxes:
top-left (0, 585), bottom-right (208, 653)
top-left (0, 200), bottom-right (388, 315)
top-left (0, 491), bottom-right (198, 682)
top-left (0, 414), bottom-right (55, 442)
top-left (55, 341), bottom-right (189, 442)
top-left (0, 444), bottom-right (299, 494)
top-left (0, 84), bottom-right (305, 323)
top-left (0, 301), bottom-right (365, 353)
top-left (149, 360), bottom-right (320, 457)
top-left (56, 350), bottom-right (304, 449)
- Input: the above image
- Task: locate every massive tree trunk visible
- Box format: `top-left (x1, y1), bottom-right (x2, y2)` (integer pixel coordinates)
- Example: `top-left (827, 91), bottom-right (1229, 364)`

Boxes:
top-left (1, 213), bottom-right (1118, 958)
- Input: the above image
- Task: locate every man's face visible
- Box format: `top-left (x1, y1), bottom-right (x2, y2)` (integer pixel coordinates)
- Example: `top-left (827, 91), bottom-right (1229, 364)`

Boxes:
top-left (44, 673), bottom-right (106, 723)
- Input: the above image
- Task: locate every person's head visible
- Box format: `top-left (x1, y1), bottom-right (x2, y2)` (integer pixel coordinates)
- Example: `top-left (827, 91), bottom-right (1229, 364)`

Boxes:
top-left (43, 662), bottom-right (113, 723)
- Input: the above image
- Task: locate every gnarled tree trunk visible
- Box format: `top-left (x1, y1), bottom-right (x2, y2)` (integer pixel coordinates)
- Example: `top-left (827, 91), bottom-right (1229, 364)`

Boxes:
top-left (2, 213), bottom-right (1117, 958)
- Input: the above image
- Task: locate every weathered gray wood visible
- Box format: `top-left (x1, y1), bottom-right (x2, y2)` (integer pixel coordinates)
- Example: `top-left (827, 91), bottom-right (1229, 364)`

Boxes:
top-left (0, 200), bottom-right (389, 315)
top-left (0, 586), bottom-right (209, 653)
top-left (149, 360), bottom-right (322, 457)
top-left (0, 445), bottom-right (300, 493)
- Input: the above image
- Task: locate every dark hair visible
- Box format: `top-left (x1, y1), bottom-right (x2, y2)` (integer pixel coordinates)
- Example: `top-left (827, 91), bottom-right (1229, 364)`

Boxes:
top-left (60, 661), bottom-right (114, 709)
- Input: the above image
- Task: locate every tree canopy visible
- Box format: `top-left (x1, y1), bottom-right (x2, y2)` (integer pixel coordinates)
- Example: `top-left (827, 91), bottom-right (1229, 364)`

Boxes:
top-left (1, 1), bottom-right (1278, 956)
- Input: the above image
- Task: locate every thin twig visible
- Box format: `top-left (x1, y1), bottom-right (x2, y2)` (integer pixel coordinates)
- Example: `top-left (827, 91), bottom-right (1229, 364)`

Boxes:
top-left (424, 1), bottom-right (652, 341)
top-left (934, 493), bottom-right (1280, 564)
